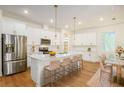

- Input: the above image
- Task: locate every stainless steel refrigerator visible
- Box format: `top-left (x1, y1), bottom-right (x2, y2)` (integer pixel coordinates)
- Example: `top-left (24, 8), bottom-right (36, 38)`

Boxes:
top-left (2, 34), bottom-right (27, 75)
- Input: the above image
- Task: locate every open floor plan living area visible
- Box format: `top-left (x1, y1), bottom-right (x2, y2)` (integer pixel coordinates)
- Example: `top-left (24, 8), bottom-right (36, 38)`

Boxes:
top-left (0, 5), bottom-right (124, 87)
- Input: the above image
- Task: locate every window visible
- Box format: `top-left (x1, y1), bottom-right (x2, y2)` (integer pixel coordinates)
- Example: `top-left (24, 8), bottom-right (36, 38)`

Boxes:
top-left (102, 32), bottom-right (115, 52)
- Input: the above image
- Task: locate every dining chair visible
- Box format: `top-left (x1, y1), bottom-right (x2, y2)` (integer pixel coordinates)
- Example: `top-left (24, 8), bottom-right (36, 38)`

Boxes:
top-left (99, 54), bottom-right (113, 70)
top-left (99, 60), bottom-right (112, 86)
top-left (99, 54), bottom-right (107, 65)
top-left (44, 60), bottom-right (63, 86)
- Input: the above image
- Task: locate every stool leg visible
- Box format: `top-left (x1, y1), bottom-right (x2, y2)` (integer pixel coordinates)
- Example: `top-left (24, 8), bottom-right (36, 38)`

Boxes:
top-left (50, 71), bottom-right (53, 87)
top-left (64, 67), bottom-right (67, 80)
top-left (70, 63), bottom-right (74, 76)
top-left (82, 60), bottom-right (83, 70)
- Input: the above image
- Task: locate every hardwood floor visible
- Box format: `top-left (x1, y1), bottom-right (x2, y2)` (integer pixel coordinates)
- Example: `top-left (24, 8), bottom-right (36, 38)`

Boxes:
top-left (0, 70), bottom-right (35, 87)
top-left (0, 61), bottom-right (99, 87)
top-left (53, 61), bottom-right (99, 87)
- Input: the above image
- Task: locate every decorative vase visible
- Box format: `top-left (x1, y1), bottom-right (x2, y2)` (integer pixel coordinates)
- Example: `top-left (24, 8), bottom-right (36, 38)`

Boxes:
top-left (118, 52), bottom-right (122, 58)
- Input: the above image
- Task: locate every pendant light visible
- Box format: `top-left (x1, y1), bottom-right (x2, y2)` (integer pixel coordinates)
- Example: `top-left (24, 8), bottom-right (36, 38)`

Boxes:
top-left (73, 17), bottom-right (76, 41)
top-left (54, 5), bottom-right (58, 45)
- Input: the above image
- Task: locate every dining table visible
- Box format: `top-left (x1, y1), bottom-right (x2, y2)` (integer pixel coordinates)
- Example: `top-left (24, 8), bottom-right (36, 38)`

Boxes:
top-left (105, 57), bottom-right (124, 83)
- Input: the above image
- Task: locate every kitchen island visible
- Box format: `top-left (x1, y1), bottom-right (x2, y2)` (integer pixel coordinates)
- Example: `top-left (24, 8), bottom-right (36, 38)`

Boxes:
top-left (29, 52), bottom-right (82, 87)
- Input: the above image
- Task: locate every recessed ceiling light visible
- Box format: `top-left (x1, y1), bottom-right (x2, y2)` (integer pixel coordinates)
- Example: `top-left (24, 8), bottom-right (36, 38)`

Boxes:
top-left (99, 17), bottom-right (104, 21)
top-left (50, 19), bottom-right (54, 23)
top-left (24, 10), bottom-right (28, 14)
top-left (65, 25), bottom-right (69, 28)
top-left (78, 21), bottom-right (82, 25)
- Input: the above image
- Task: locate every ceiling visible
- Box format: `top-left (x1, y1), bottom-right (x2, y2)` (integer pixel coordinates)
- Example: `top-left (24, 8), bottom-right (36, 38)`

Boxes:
top-left (0, 5), bottom-right (124, 31)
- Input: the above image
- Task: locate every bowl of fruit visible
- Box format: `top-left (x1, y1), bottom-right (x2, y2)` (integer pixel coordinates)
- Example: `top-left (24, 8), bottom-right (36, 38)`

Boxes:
top-left (49, 51), bottom-right (56, 56)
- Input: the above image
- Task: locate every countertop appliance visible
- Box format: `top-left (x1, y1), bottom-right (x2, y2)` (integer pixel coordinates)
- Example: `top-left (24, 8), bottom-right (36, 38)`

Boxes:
top-left (2, 34), bottom-right (27, 76)
top-left (39, 47), bottom-right (49, 54)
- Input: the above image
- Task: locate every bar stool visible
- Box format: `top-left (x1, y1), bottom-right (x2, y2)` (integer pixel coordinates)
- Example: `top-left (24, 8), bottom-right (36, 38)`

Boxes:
top-left (44, 60), bottom-right (63, 86)
top-left (72, 55), bottom-right (80, 71)
top-left (76, 54), bottom-right (83, 71)
top-left (60, 58), bottom-right (72, 78)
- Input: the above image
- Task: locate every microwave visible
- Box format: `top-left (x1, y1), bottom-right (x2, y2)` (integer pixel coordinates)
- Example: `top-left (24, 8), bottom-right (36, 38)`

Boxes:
top-left (41, 39), bottom-right (51, 45)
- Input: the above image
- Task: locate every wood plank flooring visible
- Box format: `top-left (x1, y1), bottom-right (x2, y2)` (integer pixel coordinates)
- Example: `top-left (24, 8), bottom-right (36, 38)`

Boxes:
top-left (0, 62), bottom-right (99, 87)
top-left (0, 70), bottom-right (35, 87)
top-left (87, 69), bottom-right (122, 87)
top-left (53, 61), bottom-right (99, 87)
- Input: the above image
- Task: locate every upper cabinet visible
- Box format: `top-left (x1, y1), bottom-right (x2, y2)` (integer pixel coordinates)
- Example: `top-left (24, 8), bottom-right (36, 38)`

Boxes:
top-left (51, 32), bottom-right (61, 46)
top-left (14, 22), bottom-right (26, 35)
top-left (2, 19), bottom-right (15, 34)
top-left (1, 18), bottom-right (26, 35)
top-left (74, 32), bottom-right (97, 46)
top-left (26, 26), bottom-right (61, 46)
top-left (1, 17), bottom-right (62, 46)
top-left (26, 26), bottom-right (43, 45)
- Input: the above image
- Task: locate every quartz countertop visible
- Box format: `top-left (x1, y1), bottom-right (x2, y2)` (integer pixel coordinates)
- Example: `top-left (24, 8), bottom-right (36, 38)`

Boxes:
top-left (29, 52), bottom-right (80, 61)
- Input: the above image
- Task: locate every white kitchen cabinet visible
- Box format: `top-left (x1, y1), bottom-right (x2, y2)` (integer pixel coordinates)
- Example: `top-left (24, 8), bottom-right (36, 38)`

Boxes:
top-left (51, 32), bottom-right (61, 45)
top-left (75, 33), bottom-right (84, 45)
top-left (26, 26), bottom-right (43, 45)
top-left (56, 32), bottom-right (61, 45)
top-left (14, 22), bottom-right (26, 35)
top-left (38, 30), bottom-right (61, 46)
top-left (27, 56), bottom-right (31, 68)
top-left (74, 32), bottom-right (97, 46)
top-left (2, 19), bottom-right (15, 34)
top-left (2, 18), bottom-right (26, 36)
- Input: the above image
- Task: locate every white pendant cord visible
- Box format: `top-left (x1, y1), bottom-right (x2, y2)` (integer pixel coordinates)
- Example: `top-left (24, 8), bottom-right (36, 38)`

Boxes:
top-left (54, 5), bottom-right (58, 45)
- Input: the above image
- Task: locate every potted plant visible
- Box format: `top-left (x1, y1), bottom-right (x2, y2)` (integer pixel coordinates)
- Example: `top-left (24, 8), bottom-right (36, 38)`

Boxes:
top-left (87, 47), bottom-right (91, 52)
top-left (87, 47), bottom-right (91, 56)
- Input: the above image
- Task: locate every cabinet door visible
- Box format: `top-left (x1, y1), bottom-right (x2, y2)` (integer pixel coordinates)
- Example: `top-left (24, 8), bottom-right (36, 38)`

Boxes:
top-left (2, 19), bottom-right (26, 35)
top-left (51, 32), bottom-right (61, 45)
top-left (2, 19), bottom-right (14, 34)
top-left (75, 34), bottom-right (82, 45)
top-left (14, 22), bottom-right (26, 35)
top-left (56, 32), bottom-right (61, 45)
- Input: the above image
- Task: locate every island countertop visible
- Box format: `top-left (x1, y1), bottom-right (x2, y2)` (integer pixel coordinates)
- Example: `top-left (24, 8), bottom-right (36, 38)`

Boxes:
top-left (29, 52), bottom-right (82, 87)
